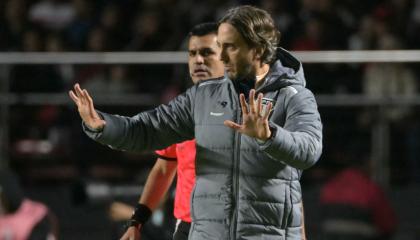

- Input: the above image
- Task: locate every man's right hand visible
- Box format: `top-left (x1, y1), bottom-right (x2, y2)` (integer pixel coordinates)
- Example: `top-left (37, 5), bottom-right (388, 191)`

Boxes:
top-left (120, 226), bottom-right (141, 240)
top-left (69, 83), bottom-right (106, 131)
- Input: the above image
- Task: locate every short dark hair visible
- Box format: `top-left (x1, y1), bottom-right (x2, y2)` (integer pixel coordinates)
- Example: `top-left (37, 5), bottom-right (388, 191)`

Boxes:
top-left (189, 22), bottom-right (218, 37)
top-left (219, 5), bottom-right (280, 64)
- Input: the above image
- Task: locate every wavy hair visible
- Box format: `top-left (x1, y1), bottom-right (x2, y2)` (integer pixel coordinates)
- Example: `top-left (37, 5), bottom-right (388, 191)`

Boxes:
top-left (219, 5), bottom-right (281, 64)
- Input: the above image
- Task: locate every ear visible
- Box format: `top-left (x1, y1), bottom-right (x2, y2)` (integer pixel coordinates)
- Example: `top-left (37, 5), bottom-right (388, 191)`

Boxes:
top-left (252, 47), bottom-right (264, 61)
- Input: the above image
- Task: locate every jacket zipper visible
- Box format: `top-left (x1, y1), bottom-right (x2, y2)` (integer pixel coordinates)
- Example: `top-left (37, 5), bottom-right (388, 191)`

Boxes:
top-left (230, 92), bottom-right (242, 240)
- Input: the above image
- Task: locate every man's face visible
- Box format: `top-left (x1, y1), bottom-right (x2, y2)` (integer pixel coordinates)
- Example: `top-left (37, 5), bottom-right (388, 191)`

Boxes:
top-left (188, 34), bottom-right (224, 83)
top-left (217, 23), bottom-right (257, 81)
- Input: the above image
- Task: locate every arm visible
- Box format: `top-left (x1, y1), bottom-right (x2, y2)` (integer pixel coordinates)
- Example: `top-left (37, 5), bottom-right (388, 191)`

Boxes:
top-left (121, 158), bottom-right (177, 240)
top-left (259, 88), bottom-right (323, 169)
top-left (121, 143), bottom-right (178, 240)
top-left (139, 158), bottom-right (177, 210)
top-left (70, 83), bottom-right (196, 152)
top-left (120, 159), bottom-right (177, 240)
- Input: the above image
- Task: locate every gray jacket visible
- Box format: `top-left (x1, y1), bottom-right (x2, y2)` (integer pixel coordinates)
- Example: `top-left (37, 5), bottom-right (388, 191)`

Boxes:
top-left (84, 48), bottom-right (322, 240)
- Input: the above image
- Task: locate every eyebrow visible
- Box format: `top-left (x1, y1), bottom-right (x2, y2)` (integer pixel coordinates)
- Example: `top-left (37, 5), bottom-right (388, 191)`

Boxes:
top-left (200, 47), bottom-right (215, 51)
top-left (217, 41), bottom-right (235, 46)
top-left (189, 47), bottom-right (216, 52)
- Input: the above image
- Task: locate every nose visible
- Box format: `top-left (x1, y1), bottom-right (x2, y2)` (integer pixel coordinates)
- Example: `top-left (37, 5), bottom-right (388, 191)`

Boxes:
top-left (195, 54), bottom-right (204, 64)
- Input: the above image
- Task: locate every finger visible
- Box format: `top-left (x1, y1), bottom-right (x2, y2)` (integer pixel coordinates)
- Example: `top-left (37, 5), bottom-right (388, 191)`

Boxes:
top-left (74, 83), bottom-right (84, 98)
top-left (249, 89), bottom-right (256, 114)
top-left (239, 94), bottom-right (249, 115)
top-left (69, 90), bottom-right (80, 104)
top-left (75, 84), bottom-right (88, 105)
top-left (84, 90), bottom-right (95, 112)
top-left (83, 90), bottom-right (96, 117)
top-left (257, 93), bottom-right (263, 116)
top-left (81, 88), bottom-right (93, 106)
top-left (78, 85), bottom-right (90, 106)
top-left (83, 90), bottom-right (105, 126)
top-left (263, 102), bottom-right (273, 120)
top-left (224, 120), bottom-right (243, 131)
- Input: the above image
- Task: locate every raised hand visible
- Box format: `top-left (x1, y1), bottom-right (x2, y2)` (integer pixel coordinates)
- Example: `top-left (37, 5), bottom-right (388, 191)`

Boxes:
top-left (69, 83), bottom-right (106, 131)
top-left (224, 89), bottom-right (273, 141)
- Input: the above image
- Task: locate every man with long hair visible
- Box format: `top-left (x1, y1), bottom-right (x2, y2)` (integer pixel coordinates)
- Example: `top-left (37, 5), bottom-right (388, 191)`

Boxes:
top-left (71, 5), bottom-right (322, 239)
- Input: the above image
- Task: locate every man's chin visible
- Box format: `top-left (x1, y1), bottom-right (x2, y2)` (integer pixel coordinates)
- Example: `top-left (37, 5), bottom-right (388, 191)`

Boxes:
top-left (193, 76), bottom-right (212, 82)
top-left (227, 72), bottom-right (238, 81)
top-left (193, 73), bottom-right (210, 81)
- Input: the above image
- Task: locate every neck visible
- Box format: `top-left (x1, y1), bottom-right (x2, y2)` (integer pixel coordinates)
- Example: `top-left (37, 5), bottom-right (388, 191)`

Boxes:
top-left (255, 63), bottom-right (270, 88)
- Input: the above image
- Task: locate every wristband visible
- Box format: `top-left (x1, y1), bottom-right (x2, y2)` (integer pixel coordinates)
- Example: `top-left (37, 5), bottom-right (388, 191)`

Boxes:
top-left (124, 219), bottom-right (141, 230)
top-left (131, 203), bottom-right (152, 224)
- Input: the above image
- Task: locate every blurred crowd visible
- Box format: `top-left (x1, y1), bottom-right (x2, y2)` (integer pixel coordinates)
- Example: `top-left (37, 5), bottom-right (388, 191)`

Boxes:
top-left (1, 1), bottom-right (420, 239)
top-left (1, 0), bottom-right (420, 181)
top-left (1, 0), bottom-right (420, 94)
top-left (1, 0), bottom-right (420, 52)
top-left (1, 0), bottom-right (420, 184)
top-left (0, 0), bottom-right (419, 95)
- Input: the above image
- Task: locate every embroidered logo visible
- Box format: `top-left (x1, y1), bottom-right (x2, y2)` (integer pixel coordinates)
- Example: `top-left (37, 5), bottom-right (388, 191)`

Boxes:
top-left (261, 97), bottom-right (276, 116)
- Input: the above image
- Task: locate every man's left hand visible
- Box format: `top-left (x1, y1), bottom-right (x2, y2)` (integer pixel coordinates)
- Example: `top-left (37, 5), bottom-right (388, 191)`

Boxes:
top-left (224, 89), bottom-right (272, 141)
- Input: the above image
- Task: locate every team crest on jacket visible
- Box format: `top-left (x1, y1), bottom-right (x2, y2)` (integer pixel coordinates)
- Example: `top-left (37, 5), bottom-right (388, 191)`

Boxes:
top-left (261, 97), bottom-right (276, 116)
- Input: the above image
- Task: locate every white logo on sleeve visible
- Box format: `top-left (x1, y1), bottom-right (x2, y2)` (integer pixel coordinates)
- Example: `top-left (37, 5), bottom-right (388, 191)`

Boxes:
top-left (210, 112), bottom-right (224, 116)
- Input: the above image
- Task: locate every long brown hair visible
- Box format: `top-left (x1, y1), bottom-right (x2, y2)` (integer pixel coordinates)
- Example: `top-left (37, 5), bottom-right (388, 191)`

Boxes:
top-left (219, 5), bottom-right (281, 64)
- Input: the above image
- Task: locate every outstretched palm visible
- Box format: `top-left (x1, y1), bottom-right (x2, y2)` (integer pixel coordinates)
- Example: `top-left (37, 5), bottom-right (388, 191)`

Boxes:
top-left (224, 89), bottom-right (272, 141)
top-left (69, 83), bottom-right (106, 131)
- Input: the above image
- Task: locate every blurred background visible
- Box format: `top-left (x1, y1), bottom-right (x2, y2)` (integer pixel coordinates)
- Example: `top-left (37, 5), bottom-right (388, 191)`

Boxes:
top-left (0, 0), bottom-right (420, 239)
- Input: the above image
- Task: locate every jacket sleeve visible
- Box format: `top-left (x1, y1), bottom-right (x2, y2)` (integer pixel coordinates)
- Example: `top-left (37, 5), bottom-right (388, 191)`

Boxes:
top-left (258, 87), bottom-right (323, 170)
top-left (83, 86), bottom-right (196, 152)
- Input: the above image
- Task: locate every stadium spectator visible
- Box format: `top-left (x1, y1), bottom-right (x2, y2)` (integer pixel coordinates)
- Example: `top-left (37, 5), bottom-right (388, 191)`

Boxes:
top-left (0, 169), bottom-right (59, 240)
top-left (319, 156), bottom-right (397, 240)
top-left (363, 35), bottom-right (416, 122)
top-left (0, 0), bottom-right (28, 51)
top-left (28, 0), bottom-right (75, 31)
